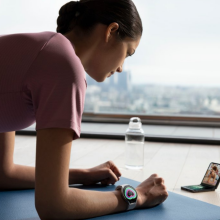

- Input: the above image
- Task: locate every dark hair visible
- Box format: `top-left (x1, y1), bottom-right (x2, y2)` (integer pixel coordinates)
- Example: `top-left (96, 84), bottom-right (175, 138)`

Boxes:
top-left (56, 0), bottom-right (142, 40)
top-left (213, 166), bottom-right (217, 171)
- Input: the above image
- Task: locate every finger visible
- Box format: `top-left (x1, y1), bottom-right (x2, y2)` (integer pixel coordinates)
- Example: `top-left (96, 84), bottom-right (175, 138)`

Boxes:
top-left (154, 177), bottom-right (164, 185)
top-left (107, 161), bottom-right (122, 176)
top-left (100, 168), bottom-right (119, 185)
top-left (160, 184), bottom-right (166, 191)
top-left (160, 191), bottom-right (169, 203)
top-left (151, 173), bottom-right (159, 178)
top-left (107, 161), bottom-right (122, 179)
top-left (105, 168), bottom-right (119, 185)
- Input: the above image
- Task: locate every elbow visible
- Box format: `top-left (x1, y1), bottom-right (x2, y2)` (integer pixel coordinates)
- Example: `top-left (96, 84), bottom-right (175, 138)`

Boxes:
top-left (0, 179), bottom-right (6, 191)
top-left (0, 164), bottom-right (15, 190)
top-left (35, 197), bottom-right (63, 220)
top-left (35, 201), bottom-right (50, 220)
top-left (35, 191), bottom-right (73, 220)
top-left (0, 173), bottom-right (5, 190)
top-left (0, 170), bottom-right (10, 190)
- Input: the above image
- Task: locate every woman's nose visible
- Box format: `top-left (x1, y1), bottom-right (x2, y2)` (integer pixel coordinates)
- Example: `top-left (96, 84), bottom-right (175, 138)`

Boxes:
top-left (116, 66), bottom-right (123, 73)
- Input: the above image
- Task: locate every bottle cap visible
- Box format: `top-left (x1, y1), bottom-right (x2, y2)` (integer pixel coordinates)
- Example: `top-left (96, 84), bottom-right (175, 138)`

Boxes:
top-left (129, 117), bottom-right (142, 129)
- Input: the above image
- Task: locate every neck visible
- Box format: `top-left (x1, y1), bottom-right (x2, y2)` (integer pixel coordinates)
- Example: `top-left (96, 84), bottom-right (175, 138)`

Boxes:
top-left (63, 30), bottom-right (98, 72)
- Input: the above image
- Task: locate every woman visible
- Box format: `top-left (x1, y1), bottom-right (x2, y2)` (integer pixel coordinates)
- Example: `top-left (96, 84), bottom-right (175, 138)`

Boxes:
top-left (207, 166), bottom-right (218, 184)
top-left (0, 0), bottom-right (168, 219)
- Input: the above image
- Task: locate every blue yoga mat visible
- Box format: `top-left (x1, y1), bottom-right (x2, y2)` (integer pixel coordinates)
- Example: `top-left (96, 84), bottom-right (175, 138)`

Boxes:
top-left (0, 176), bottom-right (220, 220)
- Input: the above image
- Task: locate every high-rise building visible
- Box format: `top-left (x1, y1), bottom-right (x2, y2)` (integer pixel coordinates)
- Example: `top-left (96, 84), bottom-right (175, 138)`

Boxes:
top-left (117, 70), bottom-right (132, 91)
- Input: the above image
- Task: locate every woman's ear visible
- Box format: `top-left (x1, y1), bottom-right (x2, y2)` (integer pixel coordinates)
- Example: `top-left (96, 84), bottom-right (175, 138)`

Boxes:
top-left (105, 22), bottom-right (119, 43)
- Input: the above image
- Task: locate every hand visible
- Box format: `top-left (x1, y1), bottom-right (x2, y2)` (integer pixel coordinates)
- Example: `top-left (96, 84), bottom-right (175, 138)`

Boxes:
top-left (83, 160), bottom-right (122, 186)
top-left (135, 174), bottom-right (168, 209)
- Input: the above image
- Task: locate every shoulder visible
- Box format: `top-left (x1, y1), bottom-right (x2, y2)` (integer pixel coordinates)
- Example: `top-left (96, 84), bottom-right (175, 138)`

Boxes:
top-left (39, 32), bottom-right (86, 82)
top-left (24, 32), bottom-right (87, 90)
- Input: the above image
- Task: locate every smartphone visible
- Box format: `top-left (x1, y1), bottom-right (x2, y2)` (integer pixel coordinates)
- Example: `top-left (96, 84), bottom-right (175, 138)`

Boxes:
top-left (181, 162), bottom-right (220, 193)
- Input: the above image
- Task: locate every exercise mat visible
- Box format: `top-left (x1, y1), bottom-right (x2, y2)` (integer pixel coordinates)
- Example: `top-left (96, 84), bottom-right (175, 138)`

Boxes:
top-left (0, 176), bottom-right (220, 220)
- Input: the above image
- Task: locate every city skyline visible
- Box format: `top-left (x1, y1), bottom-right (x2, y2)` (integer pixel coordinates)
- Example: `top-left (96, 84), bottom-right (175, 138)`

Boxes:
top-left (84, 76), bottom-right (220, 116)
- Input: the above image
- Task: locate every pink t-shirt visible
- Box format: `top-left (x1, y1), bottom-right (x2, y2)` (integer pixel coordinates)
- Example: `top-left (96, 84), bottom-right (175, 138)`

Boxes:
top-left (0, 31), bottom-right (87, 140)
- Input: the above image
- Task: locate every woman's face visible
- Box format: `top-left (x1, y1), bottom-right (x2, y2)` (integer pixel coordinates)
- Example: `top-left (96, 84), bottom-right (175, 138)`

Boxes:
top-left (85, 23), bottom-right (141, 82)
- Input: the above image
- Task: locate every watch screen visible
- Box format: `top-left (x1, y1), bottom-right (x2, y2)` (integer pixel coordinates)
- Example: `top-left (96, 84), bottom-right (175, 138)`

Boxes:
top-left (123, 185), bottom-right (137, 204)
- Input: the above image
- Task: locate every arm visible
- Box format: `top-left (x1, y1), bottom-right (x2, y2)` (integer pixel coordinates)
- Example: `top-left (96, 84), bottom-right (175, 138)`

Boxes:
top-left (35, 128), bottom-right (128, 219)
top-left (0, 164), bottom-right (35, 190)
top-left (0, 165), bottom-right (89, 190)
top-left (0, 131), bottom-right (95, 190)
top-left (0, 132), bottom-right (35, 190)
top-left (0, 131), bottom-right (38, 190)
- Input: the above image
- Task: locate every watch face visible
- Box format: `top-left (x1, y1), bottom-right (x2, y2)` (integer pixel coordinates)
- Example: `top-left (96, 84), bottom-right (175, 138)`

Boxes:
top-left (123, 185), bottom-right (137, 204)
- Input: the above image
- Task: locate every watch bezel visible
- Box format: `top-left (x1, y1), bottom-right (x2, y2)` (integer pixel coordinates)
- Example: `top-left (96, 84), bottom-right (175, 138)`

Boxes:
top-left (122, 185), bottom-right (138, 204)
top-left (116, 184), bottom-right (138, 210)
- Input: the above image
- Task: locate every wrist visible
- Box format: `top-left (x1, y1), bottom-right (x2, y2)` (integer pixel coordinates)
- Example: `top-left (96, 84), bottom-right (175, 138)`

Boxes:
top-left (135, 187), bottom-right (142, 209)
top-left (69, 168), bottom-right (89, 185)
top-left (113, 189), bottom-right (128, 211)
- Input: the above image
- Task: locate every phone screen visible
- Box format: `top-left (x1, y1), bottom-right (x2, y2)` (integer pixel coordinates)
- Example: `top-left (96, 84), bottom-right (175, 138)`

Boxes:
top-left (201, 162), bottom-right (220, 186)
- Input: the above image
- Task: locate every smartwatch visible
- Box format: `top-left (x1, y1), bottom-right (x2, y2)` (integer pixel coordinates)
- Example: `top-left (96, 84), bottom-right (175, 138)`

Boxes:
top-left (115, 184), bottom-right (138, 210)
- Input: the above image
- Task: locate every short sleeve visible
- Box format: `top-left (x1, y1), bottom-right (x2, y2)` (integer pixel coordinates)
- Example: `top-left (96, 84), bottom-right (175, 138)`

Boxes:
top-left (24, 33), bottom-right (87, 140)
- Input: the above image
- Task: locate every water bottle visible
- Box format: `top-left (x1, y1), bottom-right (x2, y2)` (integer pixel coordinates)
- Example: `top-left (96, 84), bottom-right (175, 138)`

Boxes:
top-left (125, 117), bottom-right (145, 169)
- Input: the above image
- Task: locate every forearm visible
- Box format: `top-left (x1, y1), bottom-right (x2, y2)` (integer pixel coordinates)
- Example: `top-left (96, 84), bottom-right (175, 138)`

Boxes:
top-left (66, 189), bottom-right (128, 219)
top-left (0, 164), bottom-right (35, 190)
top-left (0, 165), bottom-right (87, 190)
top-left (40, 187), bottom-right (129, 219)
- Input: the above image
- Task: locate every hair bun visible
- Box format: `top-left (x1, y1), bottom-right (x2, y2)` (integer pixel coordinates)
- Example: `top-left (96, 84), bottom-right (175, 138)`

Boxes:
top-left (59, 1), bottom-right (78, 15)
top-left (56, 0), bottom-right (143, 39)
top-left (57, 1), bottom-right (81, 34)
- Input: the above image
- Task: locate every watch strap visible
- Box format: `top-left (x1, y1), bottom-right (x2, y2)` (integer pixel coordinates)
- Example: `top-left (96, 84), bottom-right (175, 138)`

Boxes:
top-left (128, 202), bottom-right (137, 210)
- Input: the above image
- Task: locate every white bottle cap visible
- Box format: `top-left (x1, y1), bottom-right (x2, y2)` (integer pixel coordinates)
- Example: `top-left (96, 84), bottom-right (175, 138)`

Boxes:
top-left (129, 117), bottom-right (142, 129)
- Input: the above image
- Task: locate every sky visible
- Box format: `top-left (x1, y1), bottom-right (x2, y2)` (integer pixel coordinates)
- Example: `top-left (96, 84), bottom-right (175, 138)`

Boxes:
top-left (0, 0), bottom-right (220, 86)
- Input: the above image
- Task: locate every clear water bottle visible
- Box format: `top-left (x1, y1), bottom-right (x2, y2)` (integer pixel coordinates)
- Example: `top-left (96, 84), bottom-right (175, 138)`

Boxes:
top-left (125, 117), bottom-right (145, 169)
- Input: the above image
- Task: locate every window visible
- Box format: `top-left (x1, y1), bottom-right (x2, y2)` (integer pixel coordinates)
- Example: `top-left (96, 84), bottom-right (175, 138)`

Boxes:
top-left (84, 0), bottom-right (220, 118)
top-left (1, 0), bottom-right (220, 125)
